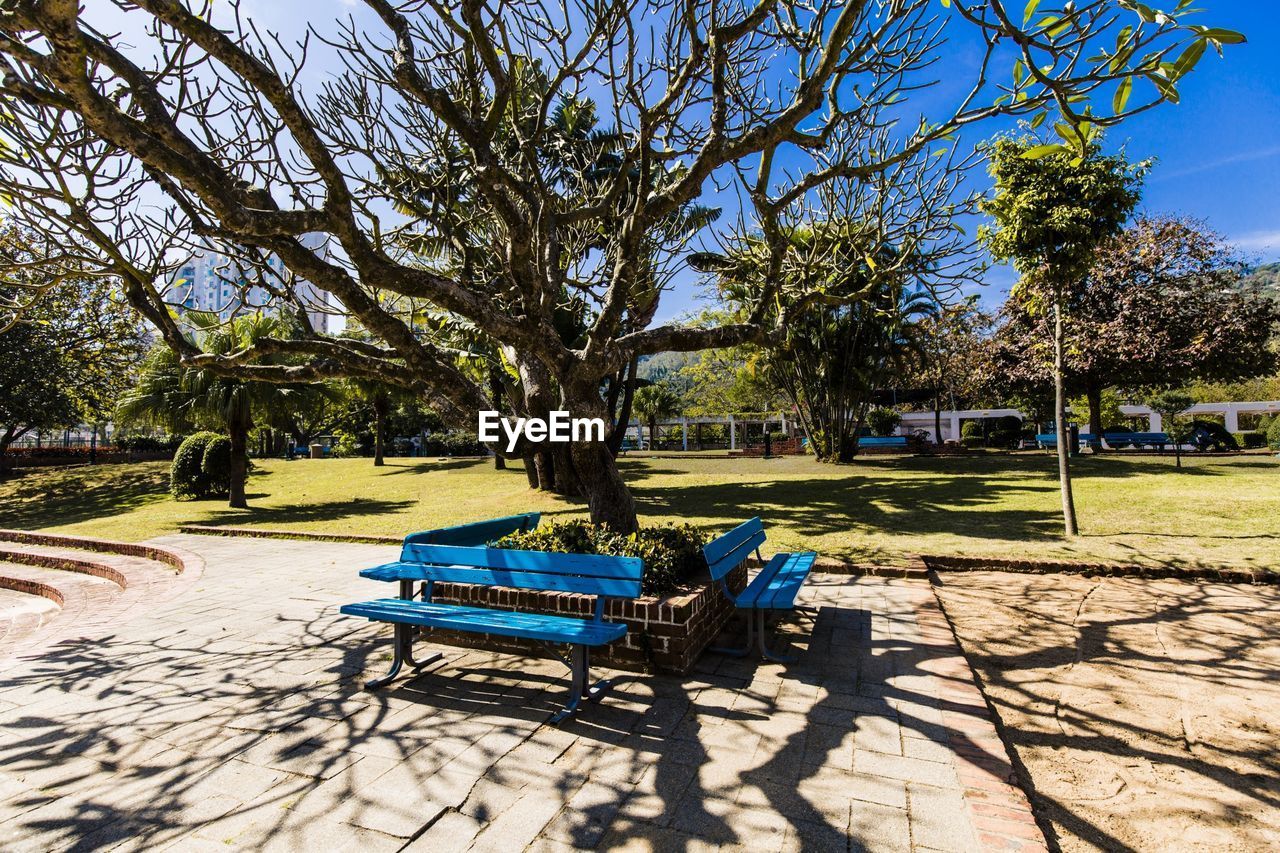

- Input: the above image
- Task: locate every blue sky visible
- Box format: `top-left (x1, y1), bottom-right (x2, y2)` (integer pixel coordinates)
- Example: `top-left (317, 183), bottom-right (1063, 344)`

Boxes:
top-left (115, 2), bottom-right (1280, 322)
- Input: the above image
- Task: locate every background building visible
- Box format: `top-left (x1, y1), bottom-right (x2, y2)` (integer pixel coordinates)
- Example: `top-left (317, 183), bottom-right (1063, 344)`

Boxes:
top-left (165, 233), bottom-right (332, 333)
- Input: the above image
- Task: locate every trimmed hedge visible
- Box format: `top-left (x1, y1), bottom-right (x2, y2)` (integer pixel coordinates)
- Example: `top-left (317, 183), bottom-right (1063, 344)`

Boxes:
top-left (1267, 416), bottom-right (1280, 451)
top-left (171, 432), bottom-right (228, 500)
top-left (492, 520), bottom-right (708, 596)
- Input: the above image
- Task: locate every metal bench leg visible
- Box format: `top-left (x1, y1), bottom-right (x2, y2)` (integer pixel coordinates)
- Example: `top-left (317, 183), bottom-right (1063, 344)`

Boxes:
top-left (709, 609), bottom-right (755, 657)
top-left (549, 644), bottom-right (588, 725)
top-left (402, 627), bottom-right (444, 672)
top-left (582, 647), bottom-right (613, 704)
top-left (365, 623), bottom-right (407, 690)
top-left (757, 610), bottom-right (798, 664)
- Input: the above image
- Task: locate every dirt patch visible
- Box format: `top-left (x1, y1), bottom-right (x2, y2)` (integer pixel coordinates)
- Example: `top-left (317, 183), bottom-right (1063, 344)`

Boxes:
top-left (933, 571), bottom-right (1280, 851)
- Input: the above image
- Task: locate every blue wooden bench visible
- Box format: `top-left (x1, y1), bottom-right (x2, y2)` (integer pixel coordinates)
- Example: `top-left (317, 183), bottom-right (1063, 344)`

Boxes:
top-left (401, 512), bottom-right (540, 548)
top-left (341, 528), bottom-right (641, 724)
top-left (1036, 432), bottom-right (1096, 449)
top-left (702, 517), bottom-right (817, 662)
top-left (859, 436), bottom-right (908, 448)
top-left (1100, 431), bottom-right (1171, 450)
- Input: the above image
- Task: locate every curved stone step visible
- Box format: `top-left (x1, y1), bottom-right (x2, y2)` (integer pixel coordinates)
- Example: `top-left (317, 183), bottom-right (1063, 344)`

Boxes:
top-left (0, 561), bottom-right (123, 659)
top-left (0, 532), bottom-right (205, 664)
top-left (0, 586), bottom-right (60, 650)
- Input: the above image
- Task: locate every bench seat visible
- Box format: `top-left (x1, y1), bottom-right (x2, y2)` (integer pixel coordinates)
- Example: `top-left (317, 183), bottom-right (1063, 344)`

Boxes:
top-left (702, 517), bottom-right (817, 661)
top-left (737, 551), bottom-right (817, 610)
top-left (341, 598), bottom-right (627, 646)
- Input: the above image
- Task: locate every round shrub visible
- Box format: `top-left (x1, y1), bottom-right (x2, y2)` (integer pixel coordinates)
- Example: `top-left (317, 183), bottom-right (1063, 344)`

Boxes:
top-left (960, 420), bottom-right (983, 440)
top-left (170, 432), bottom-right (221, 500)
top-left (492, 520), bottom-right (708, 596)
top-left (1268, 416), bottom-right (1280, 451)
top-left (866, 408), bottom-right (902, 438)
top-left (200, 436), bottom-right (233, 497)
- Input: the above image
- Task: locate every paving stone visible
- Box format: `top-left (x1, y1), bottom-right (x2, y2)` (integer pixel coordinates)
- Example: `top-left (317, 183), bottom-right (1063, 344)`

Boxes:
top-left (0, 535), bottom-right (1039, 853)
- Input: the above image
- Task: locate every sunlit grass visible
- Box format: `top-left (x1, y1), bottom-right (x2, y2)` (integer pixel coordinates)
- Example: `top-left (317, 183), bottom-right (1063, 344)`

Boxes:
top-left (2, 451), bottom-right (1277, 570)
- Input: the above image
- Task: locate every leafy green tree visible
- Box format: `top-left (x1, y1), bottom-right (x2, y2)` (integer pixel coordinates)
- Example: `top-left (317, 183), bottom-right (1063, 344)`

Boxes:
top-left (118, 314), bottom-right (304, 508)
top-left (0, 229), bottom-right (144, 463)
top-left (697, 222), bottom-right (932, 462)
top-left (979, 139), bottom-right (1144, 536)
top-left (989, 216), bottom-right (1279, 436)
top-left (866, 408), bottom-right (903, 438)
top-left (909, 297), bottom-right (992, 443)
top-left (631, 384), bottom-right (682, 450)
top-left (1145, 390), bottom-right (1196, 469)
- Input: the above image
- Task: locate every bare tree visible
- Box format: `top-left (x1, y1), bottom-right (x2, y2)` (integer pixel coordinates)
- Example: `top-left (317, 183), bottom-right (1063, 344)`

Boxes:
top-left (0, 0), bottom-right (1239, 530)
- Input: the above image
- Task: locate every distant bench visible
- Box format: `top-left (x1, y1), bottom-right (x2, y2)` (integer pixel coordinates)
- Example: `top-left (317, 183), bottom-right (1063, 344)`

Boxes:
top-left (340, 512), bottom-right (647, 724)
top-left (1037, 432), bottom-right (1170, 450)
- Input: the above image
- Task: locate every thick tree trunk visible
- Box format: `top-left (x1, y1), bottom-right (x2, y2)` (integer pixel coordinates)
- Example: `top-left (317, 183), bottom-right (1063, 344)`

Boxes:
top-left (606, 358), bottom-right (639, 456)
top-left (229, 424), bottom-right (249, 509)
top-left (522, 452), bottom-right (539, 488)
top-left (571, 439), bottom-right (638, 533)
top-left (1086, 382), bottom-right (1103, 446)
top-left (1053, 301), bottom-right (1079, 537)
top-left (552, 443), bottom-right (580, 496)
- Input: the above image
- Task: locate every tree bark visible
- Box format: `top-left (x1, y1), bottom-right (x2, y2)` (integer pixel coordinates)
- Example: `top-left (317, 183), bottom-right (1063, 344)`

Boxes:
top-left (1086, 382), bottom-right (1103, 446)
top-left (372, 395), bottom-right (387, 467)
top-left (1053, 300), bottom-right (1079, 536)
top-left (606, 358), bottom-right (638, 456)
top-left (571, 438), bottom-right (638, 533)
top-left (229, 423), bottom-right (250, 509)
top-left (933, 393), bottom-right (944, 446)
top-left (522, 452), bottom-right (539, 488)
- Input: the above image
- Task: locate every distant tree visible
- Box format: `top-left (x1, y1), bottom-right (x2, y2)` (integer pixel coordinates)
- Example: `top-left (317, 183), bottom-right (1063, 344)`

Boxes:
top-left (979, 138), bottom-right (1144, 536)
top-left (910, 297), bottom-right (993, 443)
top-left (632, 384), bottom-right (682, 451)
top-left (866, 408), bottom-right (903, 437)
top-left (118, 315), bottom-right (304, 508)
top-left (1145, 390), bottom-right (1196, 469)
top-left (699, 222), bottom-right (934, 463)
top-left (991, 216), bottom-right (1280, 436)
top-left (0, 229), bottom-right (145, 464)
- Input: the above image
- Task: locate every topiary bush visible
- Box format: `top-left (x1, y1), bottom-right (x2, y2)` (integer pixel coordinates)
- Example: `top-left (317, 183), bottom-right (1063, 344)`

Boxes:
top-left (1268, 416), bottom-right (1280, 451)
top-left (170, 432), bottom-right (222, 499)
top-left (492, 520), bottom-right (708, 596)
top-left (960, 420), bottom-right (983, 440)
top-left (866, 408), bottom-right (902, 437)
top-left (200, 435), bottom-right (233, 497)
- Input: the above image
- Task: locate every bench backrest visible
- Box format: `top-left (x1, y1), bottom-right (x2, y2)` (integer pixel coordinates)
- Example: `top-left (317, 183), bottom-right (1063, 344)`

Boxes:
top-left (397, 542), bottom-right (643, 599)
top-left (401, 512), bottom-right (540, 557)
top-left (859, 436), bottom-right (907, 447)
top-left (702, 517), bottom-right (766, 582)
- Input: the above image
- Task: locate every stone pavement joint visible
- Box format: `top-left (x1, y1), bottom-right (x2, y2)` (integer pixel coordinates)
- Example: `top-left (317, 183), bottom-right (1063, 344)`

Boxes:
top-left (0, 534), bottom-right (1045, 852)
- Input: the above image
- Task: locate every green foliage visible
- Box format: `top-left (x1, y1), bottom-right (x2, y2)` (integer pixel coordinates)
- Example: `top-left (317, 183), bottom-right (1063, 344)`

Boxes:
top-left (330, 431), bottom-right (359, 458)
top-left (492, 520), bottom-right (708, 596)
top-left (980, 137), bottom-right (1144, 299)
top-left (866, 408), bottom-right (902, 437)
top-left (200, 436), bottom-right (233, 496)
top-left (961, 421), bottom-right (983, 439)
top-left (1268, 417), bottom-right (1280, 452)
top-left (170, 432), bottom-right (224, 500)
top-left (961, 436), bottom-right (986, 449)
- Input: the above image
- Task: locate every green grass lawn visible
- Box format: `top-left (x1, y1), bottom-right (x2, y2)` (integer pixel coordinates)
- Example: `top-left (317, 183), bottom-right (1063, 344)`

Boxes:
top-left (2, 452), bottom-right (1277, 570)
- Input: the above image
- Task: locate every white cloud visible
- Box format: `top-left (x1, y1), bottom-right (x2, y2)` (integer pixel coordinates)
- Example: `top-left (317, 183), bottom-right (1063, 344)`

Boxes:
top-left (1232, 229), bottom-right (1280, 254)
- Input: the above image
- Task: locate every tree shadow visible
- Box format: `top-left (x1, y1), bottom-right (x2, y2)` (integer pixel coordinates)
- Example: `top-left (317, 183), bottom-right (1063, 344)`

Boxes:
top-left (0, 465), bottom-right (170, 530)
top-left (933, 570), bottom-right (1280, 851)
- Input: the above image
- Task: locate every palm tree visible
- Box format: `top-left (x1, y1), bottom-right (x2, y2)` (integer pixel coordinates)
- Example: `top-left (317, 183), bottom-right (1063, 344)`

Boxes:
top-left (632, 384), bottom-right (682, 451)
top-left (118, 313), bottom-right (301, 508)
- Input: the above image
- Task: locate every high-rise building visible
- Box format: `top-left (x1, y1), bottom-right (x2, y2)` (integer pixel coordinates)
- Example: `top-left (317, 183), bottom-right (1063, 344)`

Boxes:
top-left (165, 233), bottom-right (332, 333)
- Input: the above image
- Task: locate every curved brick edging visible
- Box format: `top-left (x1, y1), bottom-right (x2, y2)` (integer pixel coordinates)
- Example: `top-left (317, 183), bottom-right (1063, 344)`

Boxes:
top-left (922, 553), bottom-right (1277, 585)
top-left (178, 523), bottom-right (402, 545)
top-left (0, 548), bottom-right (129, 588)
top-left (0, 529), bottom-right (206, 662)
top-left (0, 528), bottom-right (205, 577)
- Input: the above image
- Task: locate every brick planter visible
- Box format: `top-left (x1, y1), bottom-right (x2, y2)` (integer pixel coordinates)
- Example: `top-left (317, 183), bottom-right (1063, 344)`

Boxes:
top-left (420, 564), bottom-right (746, 674)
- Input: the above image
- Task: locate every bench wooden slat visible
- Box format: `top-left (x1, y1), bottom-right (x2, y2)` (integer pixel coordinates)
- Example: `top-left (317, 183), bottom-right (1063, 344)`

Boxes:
top-left (360, 561), bottom-right (641, 597)
top-left (401, 512), bottom-right (540, 554)
top-left (703, 517), bottom-right (763, 566)
top-left (400, 543), bottom-right (642, 579)
top-left (735, 552), bottom-right (786, 609)
top-left (341, 598), bottom-right (627, 646)
top-left (748, 552), bottom-right (817, 610)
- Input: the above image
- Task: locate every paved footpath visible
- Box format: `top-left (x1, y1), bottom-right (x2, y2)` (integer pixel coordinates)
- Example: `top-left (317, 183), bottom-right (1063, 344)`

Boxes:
top-left (0, 535), bottom-right (1044, 852)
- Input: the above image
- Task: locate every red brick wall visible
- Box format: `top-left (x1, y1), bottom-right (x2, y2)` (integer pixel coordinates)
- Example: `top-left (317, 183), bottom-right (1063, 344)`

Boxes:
top-left (420, 564), bottom-right (747, 674)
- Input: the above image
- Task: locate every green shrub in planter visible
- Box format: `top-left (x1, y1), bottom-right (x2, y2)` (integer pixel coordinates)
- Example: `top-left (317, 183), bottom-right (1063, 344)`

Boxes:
top-left (493, 520), bottom-right (708, 596)
top-left (170, 432), bottom-right (222, 499)
top-left (200, 436), bottom-right (233, 497)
